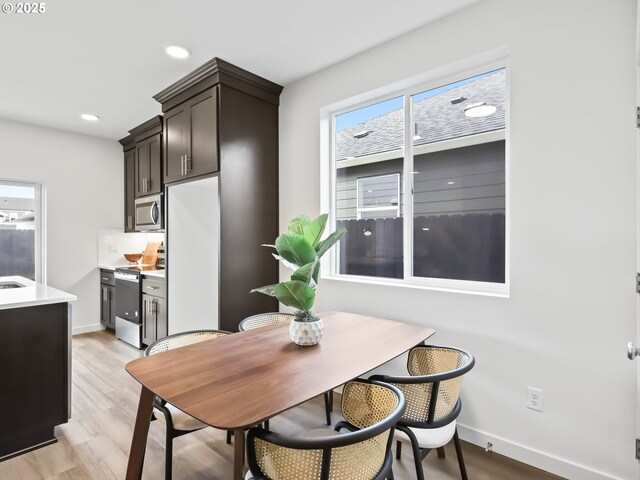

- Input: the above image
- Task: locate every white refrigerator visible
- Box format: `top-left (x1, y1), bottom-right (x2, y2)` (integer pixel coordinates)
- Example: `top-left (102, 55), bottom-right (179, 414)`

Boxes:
top-left (166, 176), bottom-right (219, 334)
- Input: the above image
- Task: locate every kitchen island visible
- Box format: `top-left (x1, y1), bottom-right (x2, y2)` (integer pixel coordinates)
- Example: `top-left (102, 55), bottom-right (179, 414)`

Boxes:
top-left (0, 276), bottom-right (76, 461)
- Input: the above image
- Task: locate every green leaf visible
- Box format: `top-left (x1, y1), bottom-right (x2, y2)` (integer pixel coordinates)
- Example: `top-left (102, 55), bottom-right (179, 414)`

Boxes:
top-left (311, 261), bottom-right (320, 285)
top-left (305, 214), bottom-right (328, 247)
top-left (275, 280), bottom-right (315, 311)
top-left (288, 214), bottom-right (312, 237)
top-left (288, 214), bottom-right (327, 247)
top-left (250, 284), bottom-right (277, 296)
top-left (315, 228), bottom-right (347, 259)
top-left (275, 233), bottom-right (317, 268)
top-left (292, 258), bottom-right (319, 286)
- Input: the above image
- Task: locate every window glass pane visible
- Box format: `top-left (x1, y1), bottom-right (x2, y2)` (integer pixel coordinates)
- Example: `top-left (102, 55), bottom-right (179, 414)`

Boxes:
top-left (335, 96), bottom-right (404, 279)
top-left (0, 181), bottom-right (38, 280)
top-left (412, 69), bottom-right (506, 283)
top-left (358, 174), bottom-right (399, 211)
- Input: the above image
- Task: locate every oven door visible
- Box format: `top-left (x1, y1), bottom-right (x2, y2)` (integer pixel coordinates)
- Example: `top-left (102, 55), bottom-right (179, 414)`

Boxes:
top-left (135, 194), bottom-right (162, 231)
top-left (114, 272), bottom-right (140, 322)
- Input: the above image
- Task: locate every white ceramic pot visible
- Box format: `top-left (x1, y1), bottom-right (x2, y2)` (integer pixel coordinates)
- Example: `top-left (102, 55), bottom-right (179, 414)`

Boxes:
top-left (289, 318), bottom-right (324, 346)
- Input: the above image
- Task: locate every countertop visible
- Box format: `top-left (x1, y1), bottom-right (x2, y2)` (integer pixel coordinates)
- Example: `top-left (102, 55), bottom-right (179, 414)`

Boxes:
top-left (0, 276), bottom-right (77, 311)
top-left (98, 265), bottom-right (165, 279)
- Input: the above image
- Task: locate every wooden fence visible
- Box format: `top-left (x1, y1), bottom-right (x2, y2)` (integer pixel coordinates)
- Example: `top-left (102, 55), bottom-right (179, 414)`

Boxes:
top-left (0, 229), bottom-right (35, 279)
top-left (337, 213), bottom-right (505, 283)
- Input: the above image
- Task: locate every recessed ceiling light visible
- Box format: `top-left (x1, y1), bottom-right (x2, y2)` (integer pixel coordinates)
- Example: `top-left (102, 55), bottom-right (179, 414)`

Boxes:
top-left (447, 181), bottom-right (455, 185)
top-left (80, 113), bottom-right (100, 122)
top-left (464, 102), bottom-right (497, 118)
top-left (422, 227), bottom-right (430, 231)
top-left (166, 45), bottom-right (190, 59)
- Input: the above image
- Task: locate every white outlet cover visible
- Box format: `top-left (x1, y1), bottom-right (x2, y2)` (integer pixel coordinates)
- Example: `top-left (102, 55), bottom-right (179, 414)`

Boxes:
top-left (527, 386), bottom-right (543, 412)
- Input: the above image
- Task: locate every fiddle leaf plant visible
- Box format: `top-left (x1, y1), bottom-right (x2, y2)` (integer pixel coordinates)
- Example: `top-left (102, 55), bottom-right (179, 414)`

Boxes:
top-left (251, 214), bottom-right (346, 322)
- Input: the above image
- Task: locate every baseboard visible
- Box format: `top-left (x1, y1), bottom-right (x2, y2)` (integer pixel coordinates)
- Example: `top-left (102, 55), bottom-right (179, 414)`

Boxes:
top-left (457, 424), bottom-right (625, 480)
top-left (72, 324), bottom-right (105, 335)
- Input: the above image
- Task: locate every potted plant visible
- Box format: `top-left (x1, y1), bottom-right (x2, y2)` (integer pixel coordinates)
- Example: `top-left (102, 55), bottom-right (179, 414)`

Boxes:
top-left (251, 213), bottom-right (346, 345)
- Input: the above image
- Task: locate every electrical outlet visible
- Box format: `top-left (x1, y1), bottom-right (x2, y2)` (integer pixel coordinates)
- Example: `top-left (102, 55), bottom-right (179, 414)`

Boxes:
top-left (526, 387), bottom-right (543, 412)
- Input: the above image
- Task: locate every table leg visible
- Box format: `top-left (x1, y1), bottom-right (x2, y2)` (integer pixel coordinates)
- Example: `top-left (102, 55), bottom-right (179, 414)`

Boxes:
top-left (125, 386), bottom-right (155, 480)
top-left (233, 427), bottom-right (245, 480)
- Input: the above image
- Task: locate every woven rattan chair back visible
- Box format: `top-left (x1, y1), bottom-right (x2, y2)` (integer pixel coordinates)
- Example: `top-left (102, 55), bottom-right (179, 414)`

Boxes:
top-left (238, 312), bottom-right (294, 332)
top-left (247, 379), bottom-right (405, 480)
top-left (371, 345), bottom-right (474, 427)
top-left (145, 329), bottom-right (230, 356)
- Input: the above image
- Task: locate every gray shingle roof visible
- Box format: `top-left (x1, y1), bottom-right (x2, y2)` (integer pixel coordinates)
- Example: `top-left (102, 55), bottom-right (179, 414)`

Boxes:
top-left (336, 69), bottom-right (506, 160)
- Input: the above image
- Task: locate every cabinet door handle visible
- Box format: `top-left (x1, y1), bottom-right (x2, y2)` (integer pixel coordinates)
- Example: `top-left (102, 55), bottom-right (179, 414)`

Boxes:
top-left (180, 155), bottom-right (185, 175)
top-left (153, 298), bottom-right (157, 315)
top-left (185, 156), bottom-right (191, 174)
top-left (101, 277), bottom-right (109, 281)
top-left (147, 177), bottom-right (151, 191)
top-left (145, 285), bottom-right (159, 290)
top-left (102, 287), bottom-right (106, 302)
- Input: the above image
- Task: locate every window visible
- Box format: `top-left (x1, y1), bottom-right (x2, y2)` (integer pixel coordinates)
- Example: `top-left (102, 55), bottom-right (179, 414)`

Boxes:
top-left (328, 65), bottom-right (507, 294)
top-left (356, 174), bottom-right (400, 219)
top-left (0, 180), bottom-right (45, 282)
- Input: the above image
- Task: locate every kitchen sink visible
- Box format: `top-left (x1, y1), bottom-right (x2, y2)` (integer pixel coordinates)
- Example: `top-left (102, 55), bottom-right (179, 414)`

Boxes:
top-left (0, 281), bottom-right (25, 289)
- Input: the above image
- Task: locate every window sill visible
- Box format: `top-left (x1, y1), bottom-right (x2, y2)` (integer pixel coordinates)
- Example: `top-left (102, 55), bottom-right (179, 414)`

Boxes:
top-left (322, 273), bottom-right (510, 298)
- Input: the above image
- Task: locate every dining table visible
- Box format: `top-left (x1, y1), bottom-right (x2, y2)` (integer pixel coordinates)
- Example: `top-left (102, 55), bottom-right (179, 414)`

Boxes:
top-left (124, 311), bottom-right (435, 480)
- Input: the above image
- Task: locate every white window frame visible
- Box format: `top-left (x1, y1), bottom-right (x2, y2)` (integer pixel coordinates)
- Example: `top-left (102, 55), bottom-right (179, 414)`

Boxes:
top-left (356, 173), bottom-right (400, 220)
top-left (320, 49), bottom-right (510, 297)
top-left (0, 178), bottom-right (46, 283)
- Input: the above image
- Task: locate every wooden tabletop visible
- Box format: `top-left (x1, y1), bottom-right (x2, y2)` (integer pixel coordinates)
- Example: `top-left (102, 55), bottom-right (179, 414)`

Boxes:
top-left (125, 311), bottom-right (435, 430)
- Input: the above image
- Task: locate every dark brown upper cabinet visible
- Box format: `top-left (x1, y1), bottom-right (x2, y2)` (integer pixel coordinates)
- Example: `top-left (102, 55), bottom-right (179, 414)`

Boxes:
top-left (118, 135), bottom-right (137, 232)
top-left (162, 88), bottom-right (218, 183)
top-left (153, 58), bottom-right (284, 332)
top-left (130, 116), bottom-right (163, 197)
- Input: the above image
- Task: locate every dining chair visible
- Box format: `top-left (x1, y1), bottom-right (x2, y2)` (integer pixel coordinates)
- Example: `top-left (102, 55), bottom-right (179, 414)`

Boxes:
top-left (239, 312), bottom-right (334, 426)
top-left (144, 329), bottom-right (231, 480)
top-left (370, 345), bottom-right (475, 480)
top-left (245, 379), bottom-right (405, 480)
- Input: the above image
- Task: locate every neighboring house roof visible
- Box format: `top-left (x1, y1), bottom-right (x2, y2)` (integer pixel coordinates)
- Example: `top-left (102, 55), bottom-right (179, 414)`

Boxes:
top-left (336, 69), bottom-right (506, 160)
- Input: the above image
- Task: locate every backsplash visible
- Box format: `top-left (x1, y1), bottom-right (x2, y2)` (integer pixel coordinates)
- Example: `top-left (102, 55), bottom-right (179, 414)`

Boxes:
top-left (98, 229), bottom-right (164, 268)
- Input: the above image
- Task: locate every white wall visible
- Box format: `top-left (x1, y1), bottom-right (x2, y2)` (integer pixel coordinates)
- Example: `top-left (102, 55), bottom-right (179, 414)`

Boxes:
top-left (0, 118), bottom-right (122, 334)
top-left (279, 1), bottom-right (638, 479)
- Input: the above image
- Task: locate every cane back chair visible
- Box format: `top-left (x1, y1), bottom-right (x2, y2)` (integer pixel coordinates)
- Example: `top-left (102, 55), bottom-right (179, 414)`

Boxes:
top-left (370, 345), bottom-right (475, 480)
top-left (144, 329), bottom-right (231, 480)
top-left (246, 379), bottom-right (405, 480)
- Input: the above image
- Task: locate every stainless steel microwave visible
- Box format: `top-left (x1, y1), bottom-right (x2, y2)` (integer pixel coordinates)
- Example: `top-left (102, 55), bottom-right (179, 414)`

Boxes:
top-left (135, 194), bottom-right (163, 231)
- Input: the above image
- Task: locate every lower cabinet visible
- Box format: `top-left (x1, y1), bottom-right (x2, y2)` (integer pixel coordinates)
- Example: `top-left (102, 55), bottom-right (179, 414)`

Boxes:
top-left (141, 276), bottom-right (166, 346)
top-left (99, 269), bottom-right (116, 330)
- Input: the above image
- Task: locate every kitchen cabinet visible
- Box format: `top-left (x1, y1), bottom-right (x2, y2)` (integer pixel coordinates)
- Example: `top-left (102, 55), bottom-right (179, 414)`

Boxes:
top-left (131, 116), bottom-right (163, 198)
top-left (120, 136), bottom-right (137, 232)
top-left (99, 269), bottom-right (116, 330)
top-left (163, 89), bottom-right (218, 184)
top-left (154, 58), bottom-right (282, 332)
top-left (141, 276), bottom-right (166, 346)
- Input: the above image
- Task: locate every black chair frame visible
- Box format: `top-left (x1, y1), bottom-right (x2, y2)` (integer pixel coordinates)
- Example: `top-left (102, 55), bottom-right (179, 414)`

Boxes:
top-left (370, 345), bottom-right (475, 480)
top-left (246, 379), bottom-right (405, 480)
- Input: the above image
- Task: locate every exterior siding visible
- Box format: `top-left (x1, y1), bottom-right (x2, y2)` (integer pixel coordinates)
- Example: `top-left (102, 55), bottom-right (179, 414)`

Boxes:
top-left (336, 140), bottom-right (505, 219)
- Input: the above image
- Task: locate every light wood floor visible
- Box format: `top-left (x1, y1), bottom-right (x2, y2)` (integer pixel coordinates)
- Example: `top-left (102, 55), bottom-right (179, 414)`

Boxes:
top-left (0, 330), bottom-right (564, 480)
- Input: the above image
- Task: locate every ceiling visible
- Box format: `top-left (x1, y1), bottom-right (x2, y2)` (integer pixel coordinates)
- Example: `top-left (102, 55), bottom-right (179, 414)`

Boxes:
top-left (0, 0), bottom-right (479, 140)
